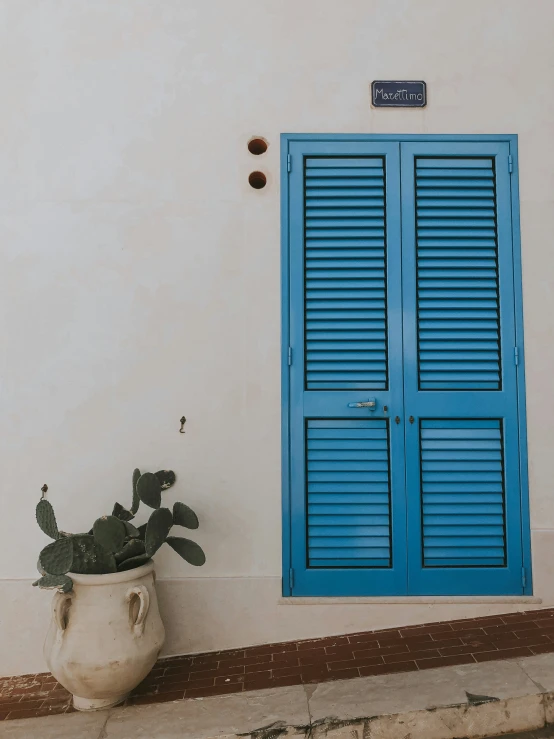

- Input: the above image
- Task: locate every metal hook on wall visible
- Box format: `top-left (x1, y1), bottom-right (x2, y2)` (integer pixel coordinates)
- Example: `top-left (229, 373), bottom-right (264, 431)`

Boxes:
top-left (179, 416), bottom-right (186, 434)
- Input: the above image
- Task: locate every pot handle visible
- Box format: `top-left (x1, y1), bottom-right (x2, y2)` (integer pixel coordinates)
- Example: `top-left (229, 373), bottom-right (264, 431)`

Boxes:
top-left (52, 591), bottom-right (72, 634)
top-left (126, 585), bottom-right (150, 637)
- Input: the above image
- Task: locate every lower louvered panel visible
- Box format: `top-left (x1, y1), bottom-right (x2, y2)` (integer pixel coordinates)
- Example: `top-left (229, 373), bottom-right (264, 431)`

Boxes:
top-left (415, 158), bottom-right (502, 390)
top-left (305, 157), bottom-right (388, 390)
top-left (421, 419), bottom-right (506, 567)
top-left (307, 419), bottom-right (391, 567)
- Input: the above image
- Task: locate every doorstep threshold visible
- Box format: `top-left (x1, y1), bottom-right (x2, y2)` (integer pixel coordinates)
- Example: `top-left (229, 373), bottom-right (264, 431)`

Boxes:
top-left (279, 595), bottom-right (542, 604)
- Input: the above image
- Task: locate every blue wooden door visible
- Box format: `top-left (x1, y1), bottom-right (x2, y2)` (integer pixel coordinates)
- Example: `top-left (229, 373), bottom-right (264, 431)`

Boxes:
top-left (284, 136), bottom-right (529, 597)
top-left (401, 142), bottom-right (524, 595)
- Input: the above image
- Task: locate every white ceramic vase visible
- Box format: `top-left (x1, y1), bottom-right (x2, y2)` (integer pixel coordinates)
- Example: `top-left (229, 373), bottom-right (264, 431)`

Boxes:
top-left (44, 560), bottom-right (165, 711)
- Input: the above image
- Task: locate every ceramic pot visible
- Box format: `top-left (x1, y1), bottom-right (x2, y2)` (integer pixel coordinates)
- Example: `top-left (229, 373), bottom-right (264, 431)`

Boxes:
top-left (44, 560), bottom-right (165, 711)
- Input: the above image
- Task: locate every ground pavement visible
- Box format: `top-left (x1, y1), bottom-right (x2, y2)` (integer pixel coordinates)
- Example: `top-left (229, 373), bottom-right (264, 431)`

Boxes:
top-left (2, 652), bottom-right (554, 738)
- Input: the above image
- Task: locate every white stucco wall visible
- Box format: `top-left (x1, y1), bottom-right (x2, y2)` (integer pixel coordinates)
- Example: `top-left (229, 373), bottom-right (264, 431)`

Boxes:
top-left (2, 0), bottom-right (554, 676)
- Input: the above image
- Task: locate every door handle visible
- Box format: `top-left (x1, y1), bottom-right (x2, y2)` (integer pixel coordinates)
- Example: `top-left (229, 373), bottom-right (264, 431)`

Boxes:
top-left (348, 398), bottom-right (376, 409)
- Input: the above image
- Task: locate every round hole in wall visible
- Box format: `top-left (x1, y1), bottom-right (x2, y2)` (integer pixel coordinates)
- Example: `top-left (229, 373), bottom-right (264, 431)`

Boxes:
top-left (248, 137), bottom-right (268, 155)
top-left (249, 171), bottom-right (267, 189)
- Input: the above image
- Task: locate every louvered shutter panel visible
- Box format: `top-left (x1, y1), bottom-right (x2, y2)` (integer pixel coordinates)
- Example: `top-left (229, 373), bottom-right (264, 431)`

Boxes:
top-left (402, 140), bottom-right (525, 596)
top-left (421, 419), bottom-right (505, 567)
top-left (307, 420), bottom-right (391, 567)
top-left (415, 158), bottom-right (501, 390)
top-left (288, 141), bottom-right (406, 596)
top-left (305, 158), bottom-right (387, 390)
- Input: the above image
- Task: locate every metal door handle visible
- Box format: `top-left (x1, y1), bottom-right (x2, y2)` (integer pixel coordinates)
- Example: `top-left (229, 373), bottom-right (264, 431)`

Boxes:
top-left (348, 398), bottom-right (376, 409)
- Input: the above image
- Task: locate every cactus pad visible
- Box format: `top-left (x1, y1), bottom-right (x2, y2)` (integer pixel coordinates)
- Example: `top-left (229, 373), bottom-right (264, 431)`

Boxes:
top-left (39, 536), bottom-right (74, 575)
top-left (166, 536), bottom-right (206, 566)
top-left (93, 516), bottom-right (127, 553)
top-left (136, 472), bottom-right (161, 509)
top-left (115, 538), bottom-right (146, 564)
top-left (123, 520), bottom-right (141, 538)
top-left (173, 501), bottom-right (199, 530)
top-left (36, 499), bottom-right (59, 540)
top-left (145, 507), bottom-right (173, 557)
top-left (155, 470), bottom-right (176, 491)
top-left (112, 502), bottom-right (134, 522)
top-left (131, 468), bottom-right (141, 514)
top-left (33, 574), bottom-right (73, 592)
top-left (71, 534), bottom-right (117, 574)
top-left (117, 554), bottom-right (151, 572)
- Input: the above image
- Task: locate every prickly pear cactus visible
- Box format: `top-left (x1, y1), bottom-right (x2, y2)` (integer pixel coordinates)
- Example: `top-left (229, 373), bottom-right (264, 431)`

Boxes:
top-left (123, 520), bottom-right (140, 538)
top-left (136, 472), bottom-right (161, 509)
top-left (93, 516), bottom-right (127, 553)
top-left (131, 468), bottom-right (141, 514)
top-left (33, 467), bottom-right (206, 592)
top-left (112, 502), bottom-right (134, 522)
top-left (155, 470), bottom-right (176, 491)
top-left (33, 574), bottom-right (73, 592)
top-left (39, 537), bottom-right (73, 575)
top-left (117, 554), bottom-right (151, 571)
top-left (71, 534), bottom-right (117, 575)
top-left (166, 536), bottom-right (206, 566)
top-left (36, 499), bottom-right (59, 540)
top-left (145, 508), bottom-right (173, 557)
top-left (173, 502), bottom-right (199, 530)
top-left (115, 538), bottom-right (146, 564)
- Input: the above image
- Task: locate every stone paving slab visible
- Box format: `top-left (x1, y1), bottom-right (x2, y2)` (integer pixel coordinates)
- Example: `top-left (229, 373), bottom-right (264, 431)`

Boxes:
top-left (104, 684), bottom-right (310, 739)
top-left (519, 653), bottom-right (554, 692)
top-left (2, 654), bottom-right (554, 739)
top-left (0, 709), bottom-right (109, 739)
top-left (307, 657), bottom-right (540, 721)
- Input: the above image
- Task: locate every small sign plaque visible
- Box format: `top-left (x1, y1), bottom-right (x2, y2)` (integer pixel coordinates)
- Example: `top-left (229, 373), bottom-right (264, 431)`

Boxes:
top-left (372, 81), bottom-right (426, 108)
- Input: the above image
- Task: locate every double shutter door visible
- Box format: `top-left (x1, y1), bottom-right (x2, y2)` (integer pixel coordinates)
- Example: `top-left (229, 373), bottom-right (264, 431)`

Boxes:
top-left (285, 138), bottom-right (529, 596)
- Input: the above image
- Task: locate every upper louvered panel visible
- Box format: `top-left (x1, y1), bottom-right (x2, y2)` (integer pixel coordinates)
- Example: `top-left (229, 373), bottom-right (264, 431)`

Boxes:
top-left (421, 419), bottom-right (506, 567)
top-left (307, 420), bottom-right (391, 567)
top-left (416, 158), bottom-right (501, 390)
top-left (305, 158), bottom-right (388, 390)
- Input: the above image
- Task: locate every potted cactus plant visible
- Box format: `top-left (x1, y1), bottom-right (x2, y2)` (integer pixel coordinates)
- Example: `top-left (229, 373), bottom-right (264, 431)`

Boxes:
top-left (34, 468), bottom-right (205, 711)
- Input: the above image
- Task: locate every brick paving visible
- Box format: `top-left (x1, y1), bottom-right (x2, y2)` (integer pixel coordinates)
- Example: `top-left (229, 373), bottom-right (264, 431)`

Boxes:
top-left (2, 608), bottom-right (554, 721)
